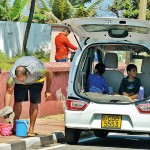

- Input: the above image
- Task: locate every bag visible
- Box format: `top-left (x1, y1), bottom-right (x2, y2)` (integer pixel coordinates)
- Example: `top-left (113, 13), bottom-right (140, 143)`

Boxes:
top-left (0, 123), bottom-right (12, 136)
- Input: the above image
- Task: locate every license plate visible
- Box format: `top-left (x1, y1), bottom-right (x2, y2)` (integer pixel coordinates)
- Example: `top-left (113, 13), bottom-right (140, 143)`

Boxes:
top-left (101, 114), bottom-right (122, 129)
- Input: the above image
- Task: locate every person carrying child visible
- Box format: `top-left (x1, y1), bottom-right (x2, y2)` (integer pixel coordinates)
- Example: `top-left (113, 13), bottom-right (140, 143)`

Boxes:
top-left (87, 63), bottom-right (109, 94)
top-left (118, 64), bottom-right (141, 99)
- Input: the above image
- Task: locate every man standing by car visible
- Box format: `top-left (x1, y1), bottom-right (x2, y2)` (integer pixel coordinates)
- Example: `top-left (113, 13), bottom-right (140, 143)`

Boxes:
top-left (4, 56), bottom-right (53, 136)
top-left (55, 28), bottom-right (77, 62)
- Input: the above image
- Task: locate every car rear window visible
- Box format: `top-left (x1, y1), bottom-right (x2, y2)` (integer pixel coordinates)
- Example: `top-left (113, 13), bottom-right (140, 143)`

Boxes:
top-left (82, 24), bottom-right (150, 34)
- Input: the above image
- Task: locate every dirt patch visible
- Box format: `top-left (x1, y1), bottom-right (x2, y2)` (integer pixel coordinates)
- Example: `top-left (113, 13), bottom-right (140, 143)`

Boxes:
top-left (42, 114), bottom-right (64, 120)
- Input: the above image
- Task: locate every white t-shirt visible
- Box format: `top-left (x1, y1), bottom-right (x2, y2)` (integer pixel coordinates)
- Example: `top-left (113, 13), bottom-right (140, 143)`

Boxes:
top-left (8, 56), bottom-right (46, 86)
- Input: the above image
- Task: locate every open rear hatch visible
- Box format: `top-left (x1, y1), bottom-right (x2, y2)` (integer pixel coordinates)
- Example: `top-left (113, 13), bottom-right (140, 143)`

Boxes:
top-left (62, 18), bottom-right (150, 49)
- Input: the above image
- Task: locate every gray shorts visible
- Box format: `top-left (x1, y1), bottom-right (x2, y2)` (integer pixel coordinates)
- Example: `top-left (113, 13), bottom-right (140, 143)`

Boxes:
top-left (14, 83), bottom-right (44, 104)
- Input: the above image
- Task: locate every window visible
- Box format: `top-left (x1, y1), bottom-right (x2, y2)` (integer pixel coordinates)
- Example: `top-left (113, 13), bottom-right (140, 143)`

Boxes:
top-left (82, 24), bottom-right (150, 34)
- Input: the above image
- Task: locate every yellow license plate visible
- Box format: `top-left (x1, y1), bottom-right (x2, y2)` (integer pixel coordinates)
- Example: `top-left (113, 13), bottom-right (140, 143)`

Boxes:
top-left (101, 114), bottom-right (122, 129)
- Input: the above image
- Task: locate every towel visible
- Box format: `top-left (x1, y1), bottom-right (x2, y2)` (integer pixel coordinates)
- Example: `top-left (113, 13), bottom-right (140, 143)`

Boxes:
top-left (0, 106), bottom-right (15, 123)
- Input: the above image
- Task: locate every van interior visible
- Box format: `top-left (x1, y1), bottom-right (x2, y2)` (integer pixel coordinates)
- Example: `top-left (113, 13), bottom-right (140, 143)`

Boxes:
top-left (74, 43), bottom-right (150, 102)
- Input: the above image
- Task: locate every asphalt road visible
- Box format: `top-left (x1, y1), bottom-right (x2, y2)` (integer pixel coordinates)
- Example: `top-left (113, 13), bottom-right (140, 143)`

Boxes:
top-left (27, 133), bottom-right (150, 150)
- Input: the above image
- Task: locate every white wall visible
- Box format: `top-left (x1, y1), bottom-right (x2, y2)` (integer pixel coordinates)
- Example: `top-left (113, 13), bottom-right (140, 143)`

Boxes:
top-left (0, 21), bottom-right (51, 57)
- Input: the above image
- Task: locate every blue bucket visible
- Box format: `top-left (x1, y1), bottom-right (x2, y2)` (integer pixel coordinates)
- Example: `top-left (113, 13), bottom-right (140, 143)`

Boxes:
top-left (16, 120), bottom-right (29, 137)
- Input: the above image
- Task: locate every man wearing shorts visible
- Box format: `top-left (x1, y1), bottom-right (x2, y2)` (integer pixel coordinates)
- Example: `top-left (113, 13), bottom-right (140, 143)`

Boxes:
top-left (4, 56), bottom-right (53, 136)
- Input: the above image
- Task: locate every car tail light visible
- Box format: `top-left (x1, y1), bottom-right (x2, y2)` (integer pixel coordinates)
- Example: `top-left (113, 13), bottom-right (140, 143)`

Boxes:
top-left (66, 99), bottom-right (88, 111)
top-left (136, 104), bottom-right (150, 114)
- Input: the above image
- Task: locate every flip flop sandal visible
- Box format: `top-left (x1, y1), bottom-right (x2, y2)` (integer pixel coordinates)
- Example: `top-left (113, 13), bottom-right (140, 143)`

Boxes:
top-left (27, 132), bottom-right (38, 137)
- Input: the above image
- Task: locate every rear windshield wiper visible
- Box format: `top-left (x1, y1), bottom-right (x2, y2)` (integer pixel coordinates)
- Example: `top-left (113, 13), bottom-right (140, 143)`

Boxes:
top-left (110, 100), bottom-right (121, 103)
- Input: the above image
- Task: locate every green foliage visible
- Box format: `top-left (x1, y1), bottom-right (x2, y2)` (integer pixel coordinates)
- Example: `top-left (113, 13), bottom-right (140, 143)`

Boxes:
top-left (30, 49), bottom-right (50, 62)
top-left (33, 0), bottom-right (59, 23)
top-left (34, 0), bottom-right (102, 22)
top-left (84, 0), bottom-right (102, 17)
top-left (0, 0), bottom-right (28, 21)
top-left (116, 51), bottom-right (126, 62)
top-left (9, 0), bottom-right (28, 21)
top-left (0, 0), bottom-right (10, 20)
top-left (0, 50), bottom-right (49, 70)
top-left (146, 10), bottom-right (150, 20)
top-left (109, 0), bottom-right (150, 19)
top-left (19, 16), bottom-right (28, 22)
top-left (73, 4), bottom-right (97, 18)
top-left (33, 1), bottom-right (51, 23)
top-left (52, 0), bottom-right (73, 21)
top-left (73, 0), bottom-right (102, 18)
top-left (39, 0), bottom-right (50, 11)
top-left (69, 0), bottom-right (92, 6)
top-left (73, 6), bottom-right (89, 17)
top-left (0, 51), bottom-right (23, 70)
top-left (33, 13), bottom-right (48, 23)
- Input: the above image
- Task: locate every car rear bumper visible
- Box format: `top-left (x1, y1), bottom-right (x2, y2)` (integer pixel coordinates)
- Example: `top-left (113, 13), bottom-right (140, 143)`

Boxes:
top-left (65, 103), bottom-right (150, 133)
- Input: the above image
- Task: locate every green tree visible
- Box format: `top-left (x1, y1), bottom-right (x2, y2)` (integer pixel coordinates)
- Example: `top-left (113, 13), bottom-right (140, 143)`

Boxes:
top-left (109, 0), bottom-right (150, 19)
top-left (74, 0), bottom-right (102, 17)
top-left (9, 0), bottom-right (28, 21)
top-left (33, 0), bottom-right (102, 23)
top-left (52, 0), bottom-right (73, 21)
top-left (69, 0), bottom-right (92, 6)
top-left (0, 0), bottom-right (10, 20)
top-left (0, 0), bottom-right (28, 21)
top-left (32, 0), bottom-right (61, 23)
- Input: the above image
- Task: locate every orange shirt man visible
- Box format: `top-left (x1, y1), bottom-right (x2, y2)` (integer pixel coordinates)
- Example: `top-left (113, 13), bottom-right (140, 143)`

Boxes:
top-left (55, 28), bottom-right (77, 62)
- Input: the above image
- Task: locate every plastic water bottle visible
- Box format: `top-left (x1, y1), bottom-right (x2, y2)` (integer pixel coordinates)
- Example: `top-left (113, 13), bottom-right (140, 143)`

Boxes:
top-left (108, 87), bottom-right (113, 95)
top-left (138, 86), bottom-right (144, 100)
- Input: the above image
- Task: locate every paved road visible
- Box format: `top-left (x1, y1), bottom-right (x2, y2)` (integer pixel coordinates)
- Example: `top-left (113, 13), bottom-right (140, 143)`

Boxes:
top-left (27, 133), bottom-right (150, 150)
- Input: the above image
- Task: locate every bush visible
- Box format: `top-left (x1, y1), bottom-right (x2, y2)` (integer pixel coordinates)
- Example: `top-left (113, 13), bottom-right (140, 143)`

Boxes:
top-left (31, 49), bottom-right (50, 62)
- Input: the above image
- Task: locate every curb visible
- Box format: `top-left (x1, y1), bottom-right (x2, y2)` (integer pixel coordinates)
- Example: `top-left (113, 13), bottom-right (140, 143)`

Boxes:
top-left (0, 131), bottom-right (93, 150)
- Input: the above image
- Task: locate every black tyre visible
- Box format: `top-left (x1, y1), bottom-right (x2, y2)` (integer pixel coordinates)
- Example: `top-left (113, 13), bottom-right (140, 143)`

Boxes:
top-left (65, 127), bottom-right (81, 145)
top-left (94, 130), bottom-right (109, 138)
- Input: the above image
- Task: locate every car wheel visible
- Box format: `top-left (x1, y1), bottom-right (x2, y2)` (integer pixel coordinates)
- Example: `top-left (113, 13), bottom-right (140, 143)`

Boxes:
top-left (94, 130), bottom-right (109, 138)
top-left (65, 127), bottom-right (81, 145)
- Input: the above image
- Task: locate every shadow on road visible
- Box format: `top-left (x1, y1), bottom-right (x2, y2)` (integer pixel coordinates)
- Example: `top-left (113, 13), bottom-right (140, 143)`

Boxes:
top-left (79, 134), bottom-right (150, 149)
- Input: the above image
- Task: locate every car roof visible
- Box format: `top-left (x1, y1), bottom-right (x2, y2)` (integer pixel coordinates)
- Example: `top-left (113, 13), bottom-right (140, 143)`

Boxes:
top-left (62, 17), bottom-right (150, 50)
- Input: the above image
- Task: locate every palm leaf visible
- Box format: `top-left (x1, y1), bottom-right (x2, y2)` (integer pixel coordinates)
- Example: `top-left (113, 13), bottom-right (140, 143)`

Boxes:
top-left (86, 0), bottom-right (102, 11)
top-left (85, 0), bottom-right (102, 17)
top-left (0, 0), bottom-right (11, 20)
top-left (41, 0), bottom-right (50, 12)
top-left (1, 0), bottom-right (10, 7)
top-left (9, 0), bottom-right (28, 20)
top-left (52, 0), bottom-right (73, 20)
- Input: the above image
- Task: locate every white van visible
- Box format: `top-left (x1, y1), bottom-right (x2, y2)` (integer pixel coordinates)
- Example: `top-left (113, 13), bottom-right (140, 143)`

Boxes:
top-left (63, 18), bottom-right (150, 144)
